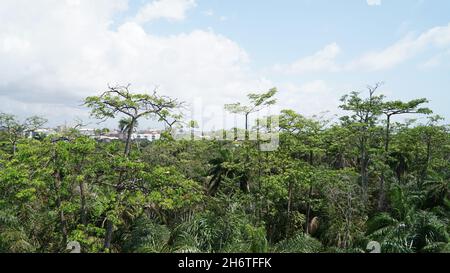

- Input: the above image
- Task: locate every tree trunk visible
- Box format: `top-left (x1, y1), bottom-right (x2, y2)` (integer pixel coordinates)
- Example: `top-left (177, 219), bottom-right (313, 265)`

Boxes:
top-left (12, 140), bottom-right (17, 156)
top-left (306, 149), bottom-right (314, 234)
top-left (377, 175), bottom-right (386, 211)
top-left (245, 113), bottom-right (249, 141)
top-left (378, 115), bottom-right (391, 211)
top-left (305, 184), bottom-right (313, 234)
top-left (124, 119), bottom-right (135, 157)
top-left (240, 173), bottom-right (250, 193)
top-left (360, 145), bottom-right (369, 203)
top-left (79, 180), bottom-right (87, 226)
top-left (286, 180), bottom-right (293, 236)
top-left (104, 219), bottom-right (113, 251)
top-left (385, 115), bottom-right (391, 153)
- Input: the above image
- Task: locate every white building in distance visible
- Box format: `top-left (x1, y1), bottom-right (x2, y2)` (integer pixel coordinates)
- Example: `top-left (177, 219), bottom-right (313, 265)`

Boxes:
top-left (131, 130), bottom-right (161, 142)
top-left (79, 128), bottom-right (96, 137)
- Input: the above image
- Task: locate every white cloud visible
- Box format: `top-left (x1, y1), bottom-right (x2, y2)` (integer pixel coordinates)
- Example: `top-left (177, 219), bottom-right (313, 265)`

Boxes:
top-left (0, 0), bottom-right (271, 128)
top-left (273, 43), bottom-right (341, 74)
top-left (275, 23), bottom-right (450, 74)
top-left (348, 23), bottom-right (450, 70)
top-left (134, 0), bottom-right (196, 23)
top-left (367, 0), bottom-right (381, 6)
top-left (4, 1), bottom-right (447, 128)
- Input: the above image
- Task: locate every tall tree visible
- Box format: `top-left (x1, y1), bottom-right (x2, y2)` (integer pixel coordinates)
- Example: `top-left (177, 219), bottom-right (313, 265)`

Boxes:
top-left (340, 83), bottom-right (384, 203)
top-left (84, 85), bottom-right (182, 250)
top-left (381, 99), bottom-right (432, 155)
top-left (377, 99), bottom-right (432, 210)
top-left (278, 109), bottom-right (324, 231)
top-left (84, 85), bottom-right (181, 157)
top-left (225, 88), bottom-right (277, 141)
top-left (224, 88), bottom-right (277, 193)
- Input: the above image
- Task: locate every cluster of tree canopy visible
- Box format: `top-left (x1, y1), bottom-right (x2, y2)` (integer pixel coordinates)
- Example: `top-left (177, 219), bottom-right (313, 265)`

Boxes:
top-left (0, 83), bottom-right (449, 253)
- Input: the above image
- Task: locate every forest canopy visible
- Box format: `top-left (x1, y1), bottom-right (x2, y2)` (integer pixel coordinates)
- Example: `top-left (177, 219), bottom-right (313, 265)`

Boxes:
top-left (0, 84), bottom-right (449, 253)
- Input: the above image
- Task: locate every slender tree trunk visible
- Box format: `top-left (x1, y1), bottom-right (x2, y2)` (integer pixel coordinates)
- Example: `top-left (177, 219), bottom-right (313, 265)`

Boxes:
top-left (378, 174), bottom-right (386, 211)
top-left (305, 150), bottom-right (314, 234)
top-left (104, 220), bottom-right (113, 250)
top-left (338, 153), bottom-right (344, 169)
top-left (385, 115), bottom-right (391, 153)
top-left (305, 185), bottom-right (313, 234)
top-left (286, 180), bottom-right (293, 236)
top-left (12, 140), bottom-right (17, 156)
top-left (378, 115), bottom-right (391, 211)
top-left (79, 180), bottom-right (87, 226)
top-left (245, 113), bottom-right (249, 141)
top-left (360, 141), bottom-right (369, 203)
top-left (124, 119), bottom-right (135, 157)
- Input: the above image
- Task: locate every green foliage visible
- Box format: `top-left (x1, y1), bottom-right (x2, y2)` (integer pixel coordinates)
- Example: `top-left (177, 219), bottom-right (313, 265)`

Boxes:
top-left (224, 88), bottom-right (278, 116)
top-left (273, 233), bottom-right (322, 253)
top-left (69, 225), bottom-right (105, 253)
top-left (146, 166), bottom-right (204, 211)
top-left (122, 217), bottom-right (171, 253)
top-left (170, 204), bottom-right (268, 253)
top-left (0, 86), bottom-right (448, 254)
top-left (367, 185), bottom-right (449, 253)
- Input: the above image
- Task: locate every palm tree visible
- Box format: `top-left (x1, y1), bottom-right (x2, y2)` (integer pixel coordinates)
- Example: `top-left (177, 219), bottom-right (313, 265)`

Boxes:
top-left (118, 118), bottom-right (138, 134)
top-left (423, 176), bottom-right (449, 206)
top-left (207, 148), bottom-right (242, 195)
top-left (367, 185), bottom-right (449, 253)
top-left (272, 233), bottom-right (322, 253)
top-left (0, 209), bottom-right (36, 252)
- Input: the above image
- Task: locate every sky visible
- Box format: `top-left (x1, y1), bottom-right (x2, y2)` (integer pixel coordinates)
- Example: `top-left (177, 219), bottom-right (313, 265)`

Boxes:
top-left (1, 0), bottom-right (449, 130)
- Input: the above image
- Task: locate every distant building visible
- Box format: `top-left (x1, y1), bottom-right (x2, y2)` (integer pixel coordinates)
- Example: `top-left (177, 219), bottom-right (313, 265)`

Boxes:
top-left (90, 130), bottom-right (123, 142)
top-left (79, 128), bottom-right (96, 137)
top-left (131, 130), bottom-right (161, 142)
top-left (104, 130), bottom-right (125, 140)
top-left (94, 135), bottom-right (120, 143)
top-left (19, 126), bottom-right (164, 143)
